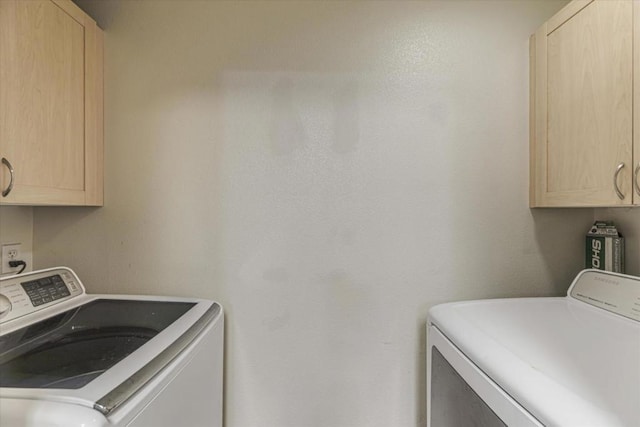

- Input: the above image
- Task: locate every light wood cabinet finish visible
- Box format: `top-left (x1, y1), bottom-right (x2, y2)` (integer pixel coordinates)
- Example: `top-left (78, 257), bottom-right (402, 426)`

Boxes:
top-left (0, 0), bottom-right (103, 206)
top-left (531, 0), bottom-right (635, 208)
top-left (634, 0), bottom-right (640, 205)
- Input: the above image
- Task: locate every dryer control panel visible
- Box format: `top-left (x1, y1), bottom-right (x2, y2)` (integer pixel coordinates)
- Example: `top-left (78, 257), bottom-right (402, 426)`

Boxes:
top-left (569, 269), bottom-right (640, 322)
top-left (0, 267), bottom-right (84, 324)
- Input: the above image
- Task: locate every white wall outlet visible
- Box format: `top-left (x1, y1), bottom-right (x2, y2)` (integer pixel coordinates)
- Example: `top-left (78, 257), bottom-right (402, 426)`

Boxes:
top-left (1, 243), bottom-right (22, 274)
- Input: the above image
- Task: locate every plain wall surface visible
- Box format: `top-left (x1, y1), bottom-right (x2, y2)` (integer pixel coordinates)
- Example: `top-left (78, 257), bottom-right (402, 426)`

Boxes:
top-left (32, 1), bottom-right (600, 426)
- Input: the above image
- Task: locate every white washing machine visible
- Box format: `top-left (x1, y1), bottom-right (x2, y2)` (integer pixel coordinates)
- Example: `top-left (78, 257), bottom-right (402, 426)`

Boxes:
top-left (0, 267), bottom-right (224, 427)
top-left (427, 269), bottom-right (640, 427)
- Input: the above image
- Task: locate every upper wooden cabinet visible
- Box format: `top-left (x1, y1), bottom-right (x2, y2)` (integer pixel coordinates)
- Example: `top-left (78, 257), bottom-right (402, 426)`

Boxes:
top-left (530, 0), bottom-right (639, 207)
top-left (0, 0), bottom-right (103, 206)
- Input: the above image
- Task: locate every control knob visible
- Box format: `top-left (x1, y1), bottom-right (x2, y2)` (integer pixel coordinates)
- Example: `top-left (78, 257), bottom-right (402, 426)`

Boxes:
top-left (0, 294), bottom-right (12, 319)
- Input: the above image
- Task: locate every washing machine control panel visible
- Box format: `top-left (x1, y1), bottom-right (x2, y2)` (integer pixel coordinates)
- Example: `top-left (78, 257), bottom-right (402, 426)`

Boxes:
top-left (21, 274), bottom-right (73, 306)
top-left (0, 267), bottom-right (84, 324)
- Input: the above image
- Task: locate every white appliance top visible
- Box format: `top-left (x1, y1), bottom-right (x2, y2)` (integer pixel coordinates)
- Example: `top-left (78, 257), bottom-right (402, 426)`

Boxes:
top-left (429, 269), bottom-right (640, 427)
top-left (0, 267), bottom-right (222, 417)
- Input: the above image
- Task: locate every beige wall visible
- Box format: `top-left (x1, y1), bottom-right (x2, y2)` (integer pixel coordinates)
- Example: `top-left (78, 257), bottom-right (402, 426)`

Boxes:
top-left (32, 1), bottom-right (601, 426)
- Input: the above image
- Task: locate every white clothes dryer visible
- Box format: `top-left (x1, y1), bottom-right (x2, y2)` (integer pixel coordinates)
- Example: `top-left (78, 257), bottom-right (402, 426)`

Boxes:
top-left (427, 269), bottom-right (640, 427)
top-left (0, 267), bottom-right (224, 427)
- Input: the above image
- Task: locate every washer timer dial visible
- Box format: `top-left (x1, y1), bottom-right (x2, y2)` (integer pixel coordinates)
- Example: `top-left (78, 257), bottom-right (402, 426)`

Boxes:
top-left (0, 294), bottom-right (12, 319)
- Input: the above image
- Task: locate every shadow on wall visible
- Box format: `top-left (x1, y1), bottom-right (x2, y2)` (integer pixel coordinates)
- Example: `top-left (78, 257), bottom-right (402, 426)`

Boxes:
top-left (530, 208), bottom-right (595, 293)
top-left (74, 0), bottom-right (120, 30)
top-left (32, 207), bottom-right (104, 276)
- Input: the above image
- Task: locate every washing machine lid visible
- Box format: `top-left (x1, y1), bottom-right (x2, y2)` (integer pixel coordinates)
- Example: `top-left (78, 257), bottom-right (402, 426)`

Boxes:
top-left (429, 270), bottom-right (640, 427)
top-left (0, 299), bottom-right (196, 389)
top-left (0, 267), bottom-right (222, 416)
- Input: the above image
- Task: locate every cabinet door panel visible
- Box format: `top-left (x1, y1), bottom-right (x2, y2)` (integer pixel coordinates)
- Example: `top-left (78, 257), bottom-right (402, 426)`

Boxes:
top-left (0, 0), bottom-right (102, 206)
top-left (532, 0), bottom-right (633, 207)
top-left (634, 0), bottom-right (640, 205)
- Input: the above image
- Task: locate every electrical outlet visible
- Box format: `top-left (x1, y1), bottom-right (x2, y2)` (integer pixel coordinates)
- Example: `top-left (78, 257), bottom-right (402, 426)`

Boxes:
top-left (1, 243), bottom-right (22, 274)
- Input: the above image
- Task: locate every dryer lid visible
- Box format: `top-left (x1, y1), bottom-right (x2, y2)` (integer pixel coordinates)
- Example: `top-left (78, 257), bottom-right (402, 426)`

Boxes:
top-left (429, 270), bottom-right (640, 427)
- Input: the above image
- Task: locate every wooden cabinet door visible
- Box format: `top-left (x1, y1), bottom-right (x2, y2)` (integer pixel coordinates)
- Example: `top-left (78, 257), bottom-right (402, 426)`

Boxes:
top-left (531, 0), bottom-right (633, 207)
top-left (0, 0), bottom-right (103, 206)
top-left (635, 1), bottom-right (640, 206)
